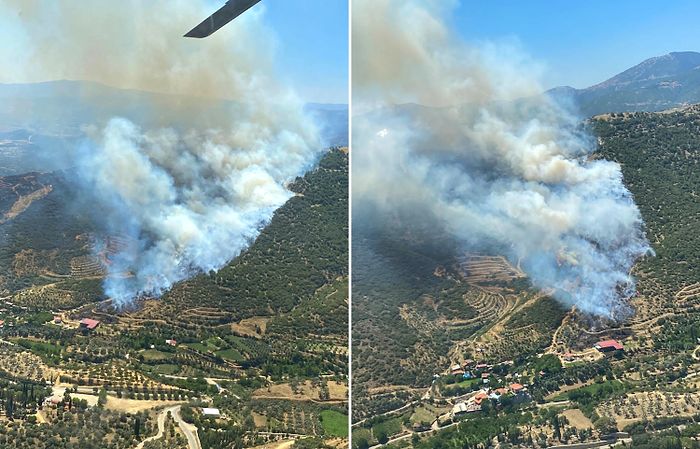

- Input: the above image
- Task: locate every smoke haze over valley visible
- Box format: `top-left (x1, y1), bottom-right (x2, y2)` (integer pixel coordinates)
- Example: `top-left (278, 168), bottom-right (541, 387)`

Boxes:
top-left (353, 0), bottom-right (652, 316)
top-left (0, 1), bottom-right (339, 306)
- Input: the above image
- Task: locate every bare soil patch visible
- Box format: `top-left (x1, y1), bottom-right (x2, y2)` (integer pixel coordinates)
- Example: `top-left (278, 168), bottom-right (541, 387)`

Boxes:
top-left (232, 316), bottom-right (270, 338)
top-left (561, 409), bottom-right (593, 429)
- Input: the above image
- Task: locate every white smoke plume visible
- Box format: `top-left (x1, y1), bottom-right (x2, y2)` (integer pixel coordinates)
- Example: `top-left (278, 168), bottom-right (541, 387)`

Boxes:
top-left (353, 0), bottom-right (651, 317)
top-left (0, 1), bottom-right (321, 306)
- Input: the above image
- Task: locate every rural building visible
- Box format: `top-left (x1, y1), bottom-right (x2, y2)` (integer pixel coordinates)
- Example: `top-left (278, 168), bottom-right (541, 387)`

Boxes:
top-left (510, 383), bottom-right (525, 394)
top-left (452, 401), bottom-right (468, 416)
top-left (201, 407), bottom-right (221, 418)
top-left (165, 339), bottom-right (177, 347)
top-left (594, 339), bottom-right (624, 353)
top-left (80, 318), bottom-right (100, 330)
top-left (474, 391), bottom-right (489, 405)
top-left (54, 316), bottom-right (62, 325)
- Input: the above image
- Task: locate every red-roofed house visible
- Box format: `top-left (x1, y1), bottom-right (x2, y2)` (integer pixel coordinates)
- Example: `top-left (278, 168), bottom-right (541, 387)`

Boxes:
top-left (595, 339), bottom-right (624, 353)
top-left (474, 391), bottom-right (488, 405)
top-left (80, 318), bottom-right (100, 330)
top-left (510, 383), bottom-right (524, 394)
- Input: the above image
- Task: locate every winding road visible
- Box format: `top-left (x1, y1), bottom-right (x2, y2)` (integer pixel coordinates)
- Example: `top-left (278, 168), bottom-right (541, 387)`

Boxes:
top-left (136, 405), bottom-right (179, 449)
top-left (135, 405), bottom-right (201, 449)
top-left (173, 406), bottom-right (202, 449)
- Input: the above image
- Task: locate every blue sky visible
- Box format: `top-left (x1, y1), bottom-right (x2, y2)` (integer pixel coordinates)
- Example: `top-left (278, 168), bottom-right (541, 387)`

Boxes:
top-left (264, 0), bottom-right (348, 103)
top-left (450, 0), bottom-right (700, 89)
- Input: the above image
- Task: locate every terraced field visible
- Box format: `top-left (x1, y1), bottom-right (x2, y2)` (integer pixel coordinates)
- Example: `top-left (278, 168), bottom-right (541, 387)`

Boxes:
top-left (70, 255), bottom-right (106, 277)
top-left (457, 255), bottom-right (525, 286)
top-left (58, 364), bottom-right (187, 394)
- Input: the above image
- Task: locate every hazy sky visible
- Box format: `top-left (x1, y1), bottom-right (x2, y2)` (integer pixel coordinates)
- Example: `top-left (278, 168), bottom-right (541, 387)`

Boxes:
top-left (451, 0), bottom-right (700, 90)
top-left (0, 0), bottom-right (349, 104)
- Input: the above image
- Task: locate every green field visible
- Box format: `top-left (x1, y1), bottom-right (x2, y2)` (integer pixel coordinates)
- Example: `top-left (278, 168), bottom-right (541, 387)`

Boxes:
top-left (152, 364), bottom-right (180, 375)
top-left (371, 416), bottom-right (404, 442)
top-left (186, 342), bottom-right (210, 353)
top-left (320, 410), bottom-right (349, 437)
top-left (410, 406), bottom-right (440, 425)
top-left (216, 348), bottom-right (244, 362)
top-left (141, 349), bottom-right (170, 361)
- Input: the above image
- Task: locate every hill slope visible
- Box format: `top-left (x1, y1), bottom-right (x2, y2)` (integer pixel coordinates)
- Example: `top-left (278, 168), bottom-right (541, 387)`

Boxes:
top-left (0, 148), bottom-right (349, 449)
top-left (550, 51), bottom-right (700, 116)
top-left (352, 106), bottom-right (700, 447)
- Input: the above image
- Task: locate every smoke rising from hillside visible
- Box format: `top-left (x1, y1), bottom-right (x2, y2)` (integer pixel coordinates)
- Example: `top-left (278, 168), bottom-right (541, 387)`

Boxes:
top-left (353, 0), bottom-right (651, 317)
top-left (1, 1), bottom-right (321, 306)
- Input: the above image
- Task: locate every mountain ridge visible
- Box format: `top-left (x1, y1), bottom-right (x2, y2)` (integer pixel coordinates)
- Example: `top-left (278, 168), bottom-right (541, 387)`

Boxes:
top-left (549, 51), bottom-right (700, 116)
top-left (0, 79), bottom-right (348, 145)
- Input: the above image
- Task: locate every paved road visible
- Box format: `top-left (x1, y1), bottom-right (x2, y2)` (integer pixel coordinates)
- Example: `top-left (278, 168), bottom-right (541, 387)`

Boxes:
top-left (547, 438), bottom-right (631, 449)
top-left (134, 405), bottom-right (201, 449)
top-left (136, 405), bottom-right (179, 449)
top-left (172, 405), bottom-right (202, 449)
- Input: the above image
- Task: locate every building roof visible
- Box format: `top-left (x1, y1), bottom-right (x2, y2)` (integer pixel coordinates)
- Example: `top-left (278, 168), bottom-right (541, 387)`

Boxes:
top-left (510, 383), bottom-right (524, 392)
top-left (201, 407), bottom-right (221, 416)
top-left (474, 391), bottom-right (489, 404)
top-left (80, 318), bottom-right (100, 330)
top-left (452, 402), bottom-right (468, 414)
top-left (595, 339), bottom-right (623, 350)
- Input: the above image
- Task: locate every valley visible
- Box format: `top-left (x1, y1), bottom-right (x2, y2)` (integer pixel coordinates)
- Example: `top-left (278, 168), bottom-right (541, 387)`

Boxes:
top-left (0, 147), bottom-right (349, 449)
top-left (352, 105), bottom-right (700, 449)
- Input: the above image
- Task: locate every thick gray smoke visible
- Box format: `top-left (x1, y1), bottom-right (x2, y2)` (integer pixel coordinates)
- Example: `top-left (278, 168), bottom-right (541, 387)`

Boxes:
top-left (353, 0), bottom-right (651, 317)
top-left (1, 1), bottom-right (321, 306)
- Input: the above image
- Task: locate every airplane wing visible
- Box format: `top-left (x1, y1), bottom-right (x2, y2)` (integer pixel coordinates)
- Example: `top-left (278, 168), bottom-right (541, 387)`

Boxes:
top-left (184, 0), bottom-right (262, 38)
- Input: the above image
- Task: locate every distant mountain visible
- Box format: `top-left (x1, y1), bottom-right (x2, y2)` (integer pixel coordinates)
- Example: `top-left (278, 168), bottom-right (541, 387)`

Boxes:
top-left (0, 80), bottom-right (348, 145)
top-left (549, 51), bottom-right (700, 116)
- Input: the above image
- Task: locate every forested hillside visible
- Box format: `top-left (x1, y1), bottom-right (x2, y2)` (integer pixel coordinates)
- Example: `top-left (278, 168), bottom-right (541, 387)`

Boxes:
top-left (593, 106), bottom-right (700, 298)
